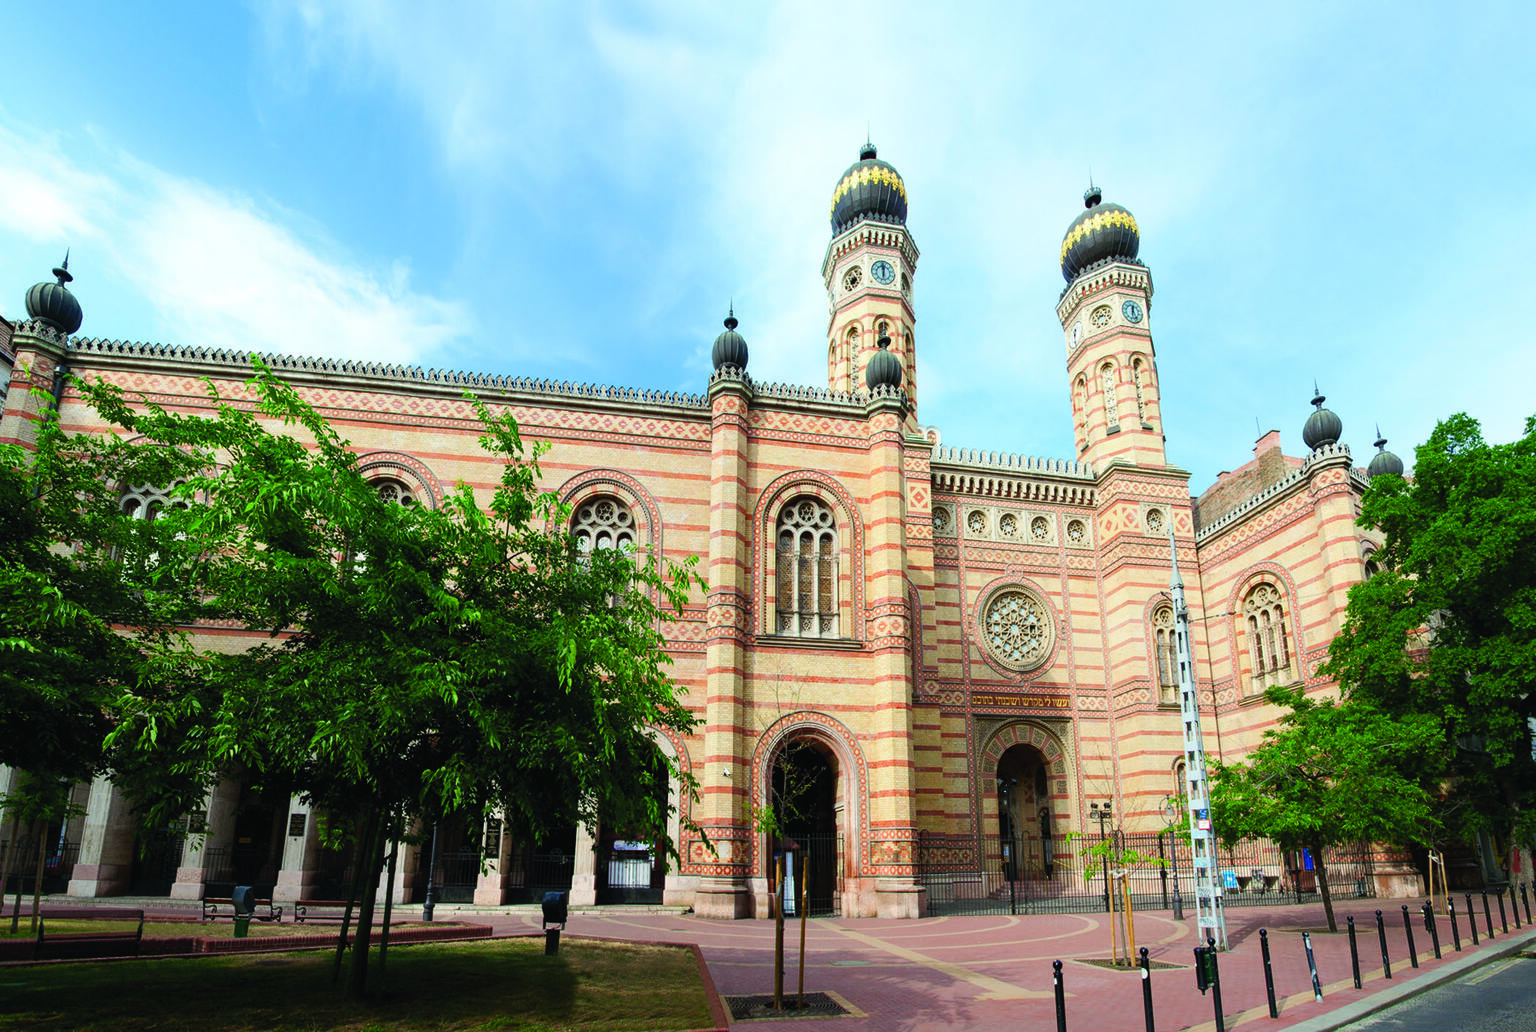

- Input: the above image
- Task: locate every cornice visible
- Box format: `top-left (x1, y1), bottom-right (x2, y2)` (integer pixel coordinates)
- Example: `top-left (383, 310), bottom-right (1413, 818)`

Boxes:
top-left (821, 221), bottom-right (920, 278)
top-left (1055, 260), bottom-right (1153, 323)
top-left (931, 446), bottom-right (1096, 505)
top-left (1194, 442), bottom-right (1355, 543)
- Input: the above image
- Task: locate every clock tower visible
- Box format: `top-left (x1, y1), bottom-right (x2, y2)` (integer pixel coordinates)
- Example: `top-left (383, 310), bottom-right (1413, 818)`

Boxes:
top-left (1056, 187), bottom-right (1167, 470)
top-left (822, 143), bottom-right (920, 422)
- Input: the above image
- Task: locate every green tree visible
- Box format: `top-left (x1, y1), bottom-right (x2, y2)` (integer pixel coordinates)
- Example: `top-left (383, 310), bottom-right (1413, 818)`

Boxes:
top-left (1209, 686), bottom-right (1439, 932)
top-left (87, 363), bottom-right (702, 998)
top-left (1325, 413), bottom-right (1536, 864)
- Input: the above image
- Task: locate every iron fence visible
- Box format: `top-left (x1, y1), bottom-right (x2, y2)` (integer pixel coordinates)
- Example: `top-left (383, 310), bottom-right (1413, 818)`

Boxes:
top-left (0, 841), bottom-right (80, 896)
top-left (504, 849), bottom-right (576, 903)
top-left (917, 830), bottom-right (1377, 917)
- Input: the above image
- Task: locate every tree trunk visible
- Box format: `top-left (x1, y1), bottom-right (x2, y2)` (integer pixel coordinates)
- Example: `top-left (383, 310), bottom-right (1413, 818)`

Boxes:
top-left (378, 833), bottom-right (398, 977)
top-left (332, 808), bottom-right (377, 987)
top-left (797, 851), bottom-right (807, 1010)
top-left (773, 854), bottom-right (784, 1011)
top-left (1313, 842), bottom-right (1337, 933)
top-left (346, 811), bottom-right (389, 1000)
top-left (29, 821), bottom-right (47, 933)
top-left (7, 814), bottom-right (23, 933)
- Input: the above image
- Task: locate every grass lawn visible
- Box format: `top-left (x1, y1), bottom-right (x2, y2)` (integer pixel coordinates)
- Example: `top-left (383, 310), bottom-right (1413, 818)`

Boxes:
top-left (1, 918), bottom-right (443, 940)
top-left (0, 937), bottom-right (714, 1031)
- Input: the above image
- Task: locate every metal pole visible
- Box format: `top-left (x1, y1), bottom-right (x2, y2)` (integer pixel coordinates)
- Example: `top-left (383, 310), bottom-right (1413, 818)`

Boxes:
top-left (1481, 890), bottom-right (1495, 940)
top-left (1347, 916), bottom-right (1361, 989)
top-left (1139, 947), bottom-right (1154, 1032)
top-left (1402, 905), bottom-right (1418, 969)
top-left (422, 821), bottom-right (439, 922)
top-left (1302, 931), bottom-right (1324, 1002)
top-left (1466, 894), bottom-right (1478, 945)
top-left (1423, 900), bottom-right (1441, 959)
top-left (1207, 937), bottom-right (1226, 1032)
top-left (1259, 928), bottom-right (1278, 1019)
top-left (1375, 910), bottom-right (1392, 979)
top-left (1506, 886), bottom-right (1518, 931)
top-left (1523, 882), bottom-right (1531, 924)
top-left (1158, 832), bottom-right (1168, 910)
top-left (1053, 959), bottom-right (1066, 1032)
top-left (1449, 898), bottom-right (1462, 951)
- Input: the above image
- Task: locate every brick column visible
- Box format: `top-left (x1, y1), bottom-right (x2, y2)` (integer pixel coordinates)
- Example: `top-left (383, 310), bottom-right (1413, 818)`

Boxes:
top-left (692, 369), bottom-right (753, 918)
top-left (864, 388), bottom-right (925, 918)
top-left (569, 822), bottom-right (598, 906)
top-left (170, 780), bottom-right (240, 900)
top-left (67, 776), bottom-right (136, 897)
top-left (474, 812), bottom-right (511, 905)
top-left (272, 796), bottom-right (320, 905)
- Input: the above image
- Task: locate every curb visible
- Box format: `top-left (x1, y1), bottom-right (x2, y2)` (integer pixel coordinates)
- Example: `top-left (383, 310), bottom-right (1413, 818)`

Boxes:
top-left (1280, 926), bottom-right (1536, 1032)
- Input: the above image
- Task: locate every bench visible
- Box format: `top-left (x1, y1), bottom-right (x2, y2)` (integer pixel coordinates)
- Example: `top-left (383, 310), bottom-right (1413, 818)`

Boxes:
top-left (32, 907), bottom-right (144, 961)
top-left (202, 897), bottom-right (284, 923)
top-left (293, 899), bottom-right (352, 923)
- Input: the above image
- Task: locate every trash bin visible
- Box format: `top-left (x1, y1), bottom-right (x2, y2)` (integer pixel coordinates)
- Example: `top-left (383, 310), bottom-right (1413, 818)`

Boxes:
top-left (232, 885), bottom-right (255, 938)
top-left (542, 891), bottom-right (568, 955)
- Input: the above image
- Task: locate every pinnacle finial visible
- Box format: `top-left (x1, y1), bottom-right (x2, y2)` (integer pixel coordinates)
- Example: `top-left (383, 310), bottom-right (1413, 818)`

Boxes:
top-left (1311, 380), bottom-right (1326, 408)
top-left (53, 249), bottom-right (73, 285)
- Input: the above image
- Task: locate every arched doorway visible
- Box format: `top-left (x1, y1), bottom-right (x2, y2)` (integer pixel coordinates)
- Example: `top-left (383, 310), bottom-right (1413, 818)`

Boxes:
top-left (770, 739), bottom-right (842, 917)
top-left (995, 744), bottom-right (1053, 881)
top-left (595, 744), bottom-right (670, 905)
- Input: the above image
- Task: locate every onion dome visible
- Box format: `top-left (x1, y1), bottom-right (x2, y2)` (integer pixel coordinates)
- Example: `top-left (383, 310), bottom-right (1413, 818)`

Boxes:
top-left (830, 142), bottom-right (908, 234)
top-left (1060, 186), bottom-right (1140, 283)
top-left (1302, 384), bottom-right (1343, 450)
top-left (710, 307), bottom-right (748, 372)
top-left (865, 332), bottom-right (903, 391)
top-left (24, 252), bottom-right (82, 335)
top-left (1367, 426), bottom-right (1404, 478)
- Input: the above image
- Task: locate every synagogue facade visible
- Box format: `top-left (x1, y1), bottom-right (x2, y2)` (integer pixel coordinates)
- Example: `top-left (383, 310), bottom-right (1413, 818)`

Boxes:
top-left (0, 144), bottom-right (1416, 917)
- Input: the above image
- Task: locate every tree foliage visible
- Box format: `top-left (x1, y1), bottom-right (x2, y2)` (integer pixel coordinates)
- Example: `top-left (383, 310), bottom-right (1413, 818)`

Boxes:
top-left (75, 362), bottom-right (701, 997)
top-left (1209, 686), bottom-right (1440, 931)
top-left (1324, 412), bottom-right (1536, 852)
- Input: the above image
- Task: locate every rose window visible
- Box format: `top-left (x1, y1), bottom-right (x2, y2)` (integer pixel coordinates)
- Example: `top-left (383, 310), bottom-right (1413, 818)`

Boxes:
top-left (983, 589), bottom-right (1053, 671)
top-left (1031, 516), bottom-right (1050, 541)
top-left (374, 478), bottom-right (417, 507)
top-left (575, 495), bottom-right (637, 552)
top-left (1066, 519), bottom-right (1086, 544)
top-left (1146, 508), bottom-right (1164, 534)
top-left (967, 510), bottom-right (987, 534)
top-left (933, 507), bottom-right (951, 533)
top-left (999, 513), bottom-right (1018, 537)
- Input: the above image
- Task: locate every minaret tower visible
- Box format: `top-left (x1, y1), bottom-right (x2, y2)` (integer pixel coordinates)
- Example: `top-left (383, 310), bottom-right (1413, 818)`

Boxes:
top-left (1056, 187), bottom-right (1166, 470)
top-left (822, 142), bottom-right (920, 422)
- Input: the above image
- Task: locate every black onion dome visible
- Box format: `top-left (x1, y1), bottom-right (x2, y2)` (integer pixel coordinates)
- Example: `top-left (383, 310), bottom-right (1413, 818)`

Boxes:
top-left (24, 254), bottom-right (82, 335)
top-left (1368, 428), bottom-right (1404, 477)
top-left (830, 142), bottom-right (908, 234)
top-left (1059, 186), bottom-right (1139, 282)
top-left (1302, 386), bottom-right (1343, 450)
top-left (865, 332), bottom-right (903, 391)
top-left (711, 308), bottom-right (748, 372)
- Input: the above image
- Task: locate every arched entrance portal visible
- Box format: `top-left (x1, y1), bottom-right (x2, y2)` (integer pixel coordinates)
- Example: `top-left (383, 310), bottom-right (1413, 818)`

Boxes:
top-left (595, 745), bottom-right (670, 905)
top-left (995, 744), bottom-right (1053, 881)
top-left (771, 739), bottom-right (842, 917)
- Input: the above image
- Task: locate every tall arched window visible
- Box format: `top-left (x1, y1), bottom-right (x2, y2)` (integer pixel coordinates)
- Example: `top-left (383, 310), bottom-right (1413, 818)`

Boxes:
top-left (1152, 604), bottom-right (1178, 704)
top-left (373, 477), bottom-right (418, 507)
top-left (1243, 583), bottom-right (1292, 692)
top-left (1132, 358), bottom-right (1148, 423)
top-left (775, 496), bottom-right (839, 638)
top-left (1101, 363), bottom-right (1120, 428)
top-left (573, 496), bottom-right (636, 553)
top-left (121, 482), bottom-right (187, 522)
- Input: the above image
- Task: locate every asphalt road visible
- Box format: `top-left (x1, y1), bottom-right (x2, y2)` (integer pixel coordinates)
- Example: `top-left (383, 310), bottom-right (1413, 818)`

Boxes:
top-left (1340, 951), bottom-right (1536, 1031)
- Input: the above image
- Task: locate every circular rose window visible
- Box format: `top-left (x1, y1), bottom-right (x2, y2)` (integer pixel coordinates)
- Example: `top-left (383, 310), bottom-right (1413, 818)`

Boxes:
top-left (982, 588), bottom-right (1054, 672)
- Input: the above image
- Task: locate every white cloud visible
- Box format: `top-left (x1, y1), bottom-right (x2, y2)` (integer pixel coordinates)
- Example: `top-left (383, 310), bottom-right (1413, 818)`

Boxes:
top-left (0, 123), bottom-right (470, 365)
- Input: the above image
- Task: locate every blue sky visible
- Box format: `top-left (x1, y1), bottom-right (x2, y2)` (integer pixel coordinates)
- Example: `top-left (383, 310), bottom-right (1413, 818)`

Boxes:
top-left (2, 2), bottom-right (1532, 491)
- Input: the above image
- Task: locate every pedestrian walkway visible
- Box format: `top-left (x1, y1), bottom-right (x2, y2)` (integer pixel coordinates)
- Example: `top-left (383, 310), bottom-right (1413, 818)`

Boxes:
top-left (492, 900), bottom-right (1533, 1031)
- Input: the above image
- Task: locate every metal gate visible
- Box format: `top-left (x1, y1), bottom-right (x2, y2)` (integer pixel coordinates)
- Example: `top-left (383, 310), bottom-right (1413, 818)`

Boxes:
top-left (504, 847), bottom-right (575, 903)
top-left (597, 839), bottom-right (662, 905)
top-left (918, 830), bottom-right (1377, 916)
top-left (781, 833), bottom-right (841, 918)
top-left (129, 827), bottom-right (184, 896)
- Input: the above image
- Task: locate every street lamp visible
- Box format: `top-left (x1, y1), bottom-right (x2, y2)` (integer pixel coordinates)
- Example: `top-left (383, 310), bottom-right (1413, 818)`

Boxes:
top-left (1162, 795), bottom-right (1185, 920)
top-left (1089, 802), bottom-right (1113, 913)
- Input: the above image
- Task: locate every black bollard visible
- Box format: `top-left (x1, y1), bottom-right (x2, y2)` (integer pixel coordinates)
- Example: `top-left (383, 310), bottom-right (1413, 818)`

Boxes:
top-left (1375, 910), bottom-right (1392, 980)
top-left (1259, 928), bottom-right (1278, 1019)
top-left (544, 927), bottom-right (560, 955)
top-left (1482, 891), bottom-right (1495, 940)
top-left (1140, 947), bottom-right (1155, 1032)
top-left (1207, 937), bottom-right (1227, 1032)
top-left (1509, 886), bottom-right (1520, 930)
top-left (1303, 931), bottom-right (1324, 1002)
top-left (1450, 899), bottom-right (1462, 951)
top-left (1466, 894), bottom-right (1479, 945)
top-left (1523, 882), bottom-right (1532, 925)
top-left (1423, 901), bottom-right (1442, 960)
top-left (1053, 959), bottom-right (1066, 1032)
top-left (1497, 887), bottom-right (1509, 933)
top-left (1347, 916), bottom-right (1362, 989)
top-left (1402, 905), bottom-right (1419, 969)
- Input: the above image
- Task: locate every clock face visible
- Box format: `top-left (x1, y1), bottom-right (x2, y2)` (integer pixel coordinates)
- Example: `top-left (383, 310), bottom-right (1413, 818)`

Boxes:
top-left (1070, 323), bottom-right (1082, 347)
top-left (1122, 300), bottom-right (1144, 324)
top-left (871, 259), bottom-right (896, 284)
top-left (1091, 305), bottom-right (1112, 328)
top-left (842, 266), bottom-right (862, 291)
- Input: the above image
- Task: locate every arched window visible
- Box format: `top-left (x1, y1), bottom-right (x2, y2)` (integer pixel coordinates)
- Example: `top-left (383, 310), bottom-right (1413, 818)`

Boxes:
top-left (121, 482), bottom-right (187, 522)
top-left (1101, 363), bottom-right (1120, 428)
top-left (373, 477), bottom-right (418, 507)
top-left (573, 496), bottom-right (636, 553)
top-left (1152, 604), bottom-right (1178, 704)
top-left (775, 496), bottom-right (839, 638)
top-left (1132, 358), bottom-right (1148, 423)
top-left (1243, 583), bottom-right (1292, 691)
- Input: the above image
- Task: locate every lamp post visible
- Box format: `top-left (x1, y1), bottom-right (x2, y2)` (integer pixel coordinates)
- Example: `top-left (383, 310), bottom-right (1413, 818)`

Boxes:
top-left (1090, 802), bottom-right (1114, 913)
top-left (1163, 795), bottom-right (1185, 920)
top-left (422, 821), bottom-right (439, 922)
